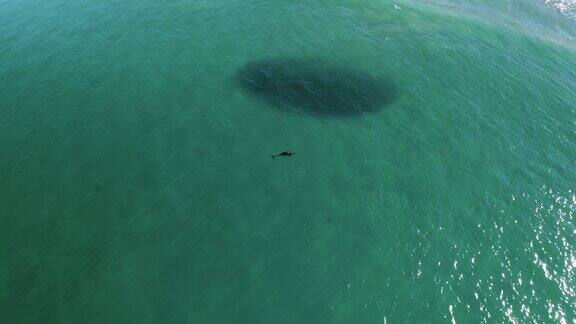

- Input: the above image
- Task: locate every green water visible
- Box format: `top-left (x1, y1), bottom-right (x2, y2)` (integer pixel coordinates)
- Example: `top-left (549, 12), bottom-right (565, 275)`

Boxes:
top-left (1, 0), bottom-right (575, 322)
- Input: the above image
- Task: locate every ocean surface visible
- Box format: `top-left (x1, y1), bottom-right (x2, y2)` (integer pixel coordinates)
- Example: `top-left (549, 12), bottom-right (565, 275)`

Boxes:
top-left (0, 0), bottom-right (575, 322)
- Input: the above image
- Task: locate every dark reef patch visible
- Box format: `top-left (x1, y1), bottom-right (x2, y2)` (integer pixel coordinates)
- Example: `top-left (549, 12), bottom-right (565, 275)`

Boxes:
top-left (235, 58), bottom-right (398, 117)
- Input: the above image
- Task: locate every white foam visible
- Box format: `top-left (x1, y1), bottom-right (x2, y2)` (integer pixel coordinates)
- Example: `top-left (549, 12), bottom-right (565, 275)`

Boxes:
top-left (546, 0), bottom-right (576, 17)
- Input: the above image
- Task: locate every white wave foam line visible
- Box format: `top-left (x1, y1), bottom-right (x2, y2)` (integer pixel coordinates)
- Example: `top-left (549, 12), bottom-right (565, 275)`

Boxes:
top-left (546, 0), bottom-right (576, 16)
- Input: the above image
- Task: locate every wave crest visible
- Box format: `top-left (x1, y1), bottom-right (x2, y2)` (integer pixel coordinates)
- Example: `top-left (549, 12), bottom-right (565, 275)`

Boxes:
top-left (546, 0), bottom-right (576, 17)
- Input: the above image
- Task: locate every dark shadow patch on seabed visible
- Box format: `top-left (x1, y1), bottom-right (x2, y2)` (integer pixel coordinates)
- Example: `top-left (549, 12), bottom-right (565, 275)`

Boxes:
top-left (235, 58), bottom-right (398, 117)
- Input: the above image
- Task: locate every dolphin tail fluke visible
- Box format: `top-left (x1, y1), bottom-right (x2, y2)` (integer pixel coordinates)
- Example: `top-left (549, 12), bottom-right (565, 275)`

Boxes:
top-left (271, 155), bottom-right (275, 159)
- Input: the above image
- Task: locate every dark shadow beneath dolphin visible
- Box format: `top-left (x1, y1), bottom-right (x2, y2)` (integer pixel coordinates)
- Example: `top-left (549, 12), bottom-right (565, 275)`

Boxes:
top-left (235, 58), bottom-right (398, 117)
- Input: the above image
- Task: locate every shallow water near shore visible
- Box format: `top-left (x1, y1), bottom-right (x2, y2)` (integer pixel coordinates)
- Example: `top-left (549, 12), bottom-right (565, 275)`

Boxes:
top-left (0, 0), bottom-right (575, 322)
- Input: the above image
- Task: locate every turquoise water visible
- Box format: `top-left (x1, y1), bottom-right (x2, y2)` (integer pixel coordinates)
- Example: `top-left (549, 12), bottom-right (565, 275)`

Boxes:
top-left (0, 0), bottom-right (575, 322)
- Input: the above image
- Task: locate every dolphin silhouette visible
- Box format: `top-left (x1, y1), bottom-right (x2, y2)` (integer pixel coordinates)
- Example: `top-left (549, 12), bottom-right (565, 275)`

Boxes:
top-left (271, 151), bottom-right (295, 159)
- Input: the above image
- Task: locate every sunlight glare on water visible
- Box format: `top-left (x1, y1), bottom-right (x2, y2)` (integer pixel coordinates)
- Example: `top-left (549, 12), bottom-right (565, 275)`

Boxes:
top-left (0, 0), bottom-right (575, 322)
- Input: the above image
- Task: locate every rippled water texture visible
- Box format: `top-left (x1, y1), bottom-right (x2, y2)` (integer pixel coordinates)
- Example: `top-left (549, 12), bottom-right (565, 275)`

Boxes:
top-left (0, 0), bottom-right (575, 323)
